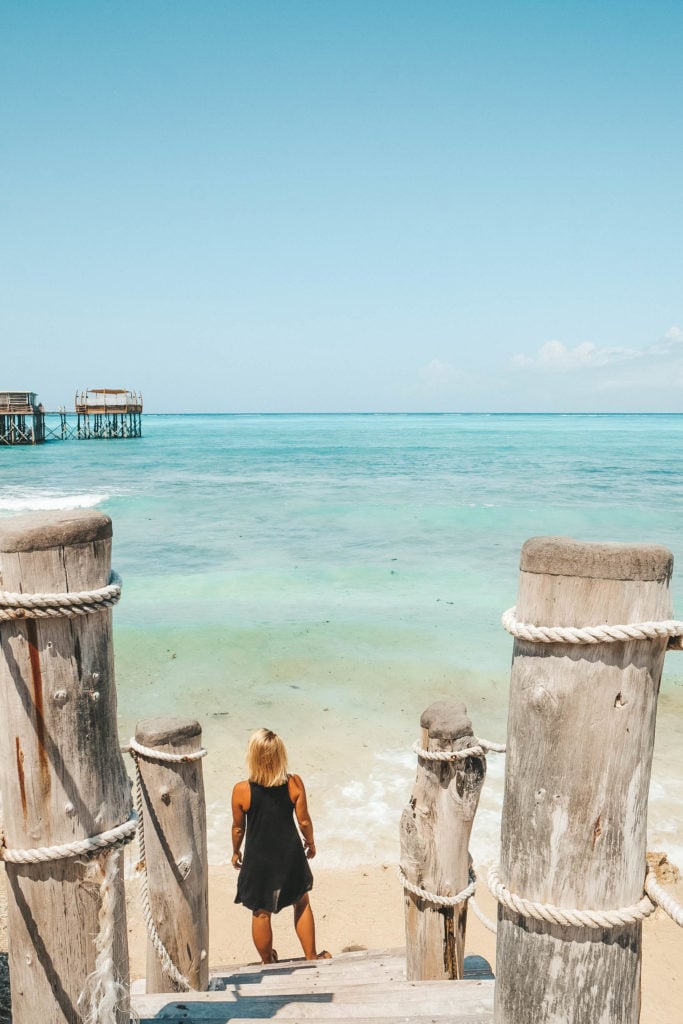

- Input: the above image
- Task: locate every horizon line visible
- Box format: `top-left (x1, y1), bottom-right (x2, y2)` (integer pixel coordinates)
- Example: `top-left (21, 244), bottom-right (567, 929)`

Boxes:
top-left (41, 409), bottom-right (683, 417)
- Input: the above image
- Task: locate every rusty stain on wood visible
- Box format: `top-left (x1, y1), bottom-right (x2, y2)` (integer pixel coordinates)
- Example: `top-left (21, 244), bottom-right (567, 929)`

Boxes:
top-left (26, 620), bottom-right (50, 796)
top-left (15, 738), bottom-right (27, 822)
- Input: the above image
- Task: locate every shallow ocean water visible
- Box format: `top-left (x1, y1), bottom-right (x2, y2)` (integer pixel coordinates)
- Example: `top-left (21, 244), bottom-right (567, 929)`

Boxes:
top-left (1, 413), bottom-right (682, 868)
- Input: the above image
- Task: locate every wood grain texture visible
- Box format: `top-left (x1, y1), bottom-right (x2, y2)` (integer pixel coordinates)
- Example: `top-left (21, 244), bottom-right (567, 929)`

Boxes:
top-left (494, 537), bottom-right (672, 1024)
top-left (0, 509), bottom-right (131, 1023)
top-left (135, 716), bottom-right (209, 993)
top-left (519, 536), bottom-right (673, 583)
top-left (400, 701), bottom-right (486, 981)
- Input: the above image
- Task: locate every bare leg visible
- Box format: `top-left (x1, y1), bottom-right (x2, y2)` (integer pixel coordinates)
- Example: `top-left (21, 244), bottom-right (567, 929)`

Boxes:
top-left (252, 910), bottom-right (277, 963)
top-left (294, 893), bottom-right (331, 960)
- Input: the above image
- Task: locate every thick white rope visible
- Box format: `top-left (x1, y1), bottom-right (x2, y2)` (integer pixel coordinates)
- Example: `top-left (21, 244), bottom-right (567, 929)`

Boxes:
top-left (644, 872), bottom-right (683, 928)
top-left (78, 851), bottom-right (138, 1024)
top-left (0, 571), bottom-right (122, 621)
top-left (488, 864), bottom-right (656, 929)
top-left (398, 863), bottom-right (476, 908)
top-left (399, 858), bottom-right (499, 933)
top-left (128, 737), bottom-right (207, 764)
top-left (413, 738), bottom-right (506, 760)
top-left (502, 606), bottom-right (683, 646)
top-left (1, 812), bottom-right (137, 863)
top-left (129, 744), bottom-right (194, 992)
top-left (476, 738), bottom-right (507, 753)
top-left (470, 894), bottom-right (498, 934)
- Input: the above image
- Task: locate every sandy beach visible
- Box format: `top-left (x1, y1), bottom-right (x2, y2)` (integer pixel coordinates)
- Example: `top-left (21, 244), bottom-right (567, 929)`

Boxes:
top-left (120, 860), bottom-right (683, 1024)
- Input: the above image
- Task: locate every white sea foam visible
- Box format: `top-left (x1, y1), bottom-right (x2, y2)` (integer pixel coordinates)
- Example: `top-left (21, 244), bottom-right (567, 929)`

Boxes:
top-left (0, 493), bottom-right (109, 512)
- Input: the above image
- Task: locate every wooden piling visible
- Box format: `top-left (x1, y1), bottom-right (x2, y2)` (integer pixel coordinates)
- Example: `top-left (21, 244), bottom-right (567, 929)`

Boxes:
top-left (0, 510), bottom-right (132, 1024)
top-left (134, 716), bottom-right (209, 993)
top-left (494, 537), bottom-right (673, 1024)
top-left (400, 700), bottom-right (486, 980)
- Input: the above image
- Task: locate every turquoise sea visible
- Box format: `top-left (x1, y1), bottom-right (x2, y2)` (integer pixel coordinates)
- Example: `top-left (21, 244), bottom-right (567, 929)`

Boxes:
top-left (1, 413), bottom-right (682, 868)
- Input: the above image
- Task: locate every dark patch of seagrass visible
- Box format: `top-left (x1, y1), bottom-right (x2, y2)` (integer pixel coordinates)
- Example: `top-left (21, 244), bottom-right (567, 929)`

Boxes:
top-left (0, 953), bottom-right (10, 1023)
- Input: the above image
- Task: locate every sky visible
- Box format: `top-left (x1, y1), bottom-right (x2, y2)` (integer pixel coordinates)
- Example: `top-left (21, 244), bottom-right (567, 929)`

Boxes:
top-left (2, 1), bottom-right (682, 413)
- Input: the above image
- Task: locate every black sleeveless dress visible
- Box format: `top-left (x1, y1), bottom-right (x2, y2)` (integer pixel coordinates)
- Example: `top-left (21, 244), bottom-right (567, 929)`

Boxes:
top-left (235, 779), bottom-right (314, 913)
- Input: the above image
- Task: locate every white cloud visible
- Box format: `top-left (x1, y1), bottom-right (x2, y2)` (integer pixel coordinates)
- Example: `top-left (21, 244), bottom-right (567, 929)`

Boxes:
top-left (664, 326), bottom-right (683, 343)
top-left (507, 326), bottom-right (683, 408)
top-left (411, 326), bottom-right (683, 411)
top-left (512, 339), bottom-right (639, 373)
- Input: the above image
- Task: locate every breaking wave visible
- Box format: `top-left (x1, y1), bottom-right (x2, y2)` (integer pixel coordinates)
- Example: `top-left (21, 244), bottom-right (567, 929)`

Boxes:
top-left (0, 493), bottom-right (109, 512)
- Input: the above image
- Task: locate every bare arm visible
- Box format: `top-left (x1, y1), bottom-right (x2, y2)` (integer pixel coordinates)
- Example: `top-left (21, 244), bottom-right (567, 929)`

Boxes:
top-left (231, 781), bottom-right (250, 869)
top-left (289, 774), bottom-right (316, 859)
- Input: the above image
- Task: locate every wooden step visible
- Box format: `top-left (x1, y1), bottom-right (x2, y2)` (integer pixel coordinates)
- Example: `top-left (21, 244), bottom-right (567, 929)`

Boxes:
top-left (135, 1017), bottom-right (491, 1024)
top-left (209, 948), bottom-right (405, 974)
top-left (208, 1015), bottom-right (491, 1024)
top-left (131, 948), bottom-right (495, 1022)
top-left (207, 951), bottom-right (492, 988)
top-left (132, 979), bottom-right (495, 1021)
top-left (135, 1017), bottom-right (492, 1024)
top-left (207, 957), bottom-right (493, 994)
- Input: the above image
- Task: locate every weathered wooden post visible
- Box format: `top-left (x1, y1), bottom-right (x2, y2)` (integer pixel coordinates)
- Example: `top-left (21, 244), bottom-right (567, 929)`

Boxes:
top-left (0, 510), bottom-right (133, 1023)
top-left (132, 716), bottom-right (209, 993)
top-left (495, 537), bottom-right (673, 1024)
top-left (400, 700), bottom-right (486, 980)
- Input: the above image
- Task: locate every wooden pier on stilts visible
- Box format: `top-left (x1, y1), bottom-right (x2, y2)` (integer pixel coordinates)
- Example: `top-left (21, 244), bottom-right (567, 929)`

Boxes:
top-left (0, 391), bottom-right (45, 445)
top-left (75, 388), bottom-right (143, 439)
top-left (0, 388), bottom-right (143, 443)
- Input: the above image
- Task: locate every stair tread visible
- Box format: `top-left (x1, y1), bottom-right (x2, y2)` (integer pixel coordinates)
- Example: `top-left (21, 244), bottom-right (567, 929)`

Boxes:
top-left (132, 978), bottom-right (495, 1011)
top-left (207, 953), bottom-right (492, 988)
top-left (131, 948), bottom-right (495, 1021)
top-left (137, 1016), bottom-right (491, 1023)
top-left (208, 948), bottom-right (405, 977)
top-left (136, 1017), bottom-right (491, 1024)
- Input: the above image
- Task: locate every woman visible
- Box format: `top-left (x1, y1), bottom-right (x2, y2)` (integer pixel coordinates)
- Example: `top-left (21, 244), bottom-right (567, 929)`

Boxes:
top-left (231, 728), bottom-right (331, 963)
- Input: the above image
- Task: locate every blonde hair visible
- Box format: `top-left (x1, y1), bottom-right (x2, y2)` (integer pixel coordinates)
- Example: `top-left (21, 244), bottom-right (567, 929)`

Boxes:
top-left (247, 728), bottom-right (289, 787)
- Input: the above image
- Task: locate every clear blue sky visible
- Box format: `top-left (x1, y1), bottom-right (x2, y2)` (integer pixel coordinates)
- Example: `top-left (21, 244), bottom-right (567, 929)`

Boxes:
top-left (3, 2), bottom-right (682, 412)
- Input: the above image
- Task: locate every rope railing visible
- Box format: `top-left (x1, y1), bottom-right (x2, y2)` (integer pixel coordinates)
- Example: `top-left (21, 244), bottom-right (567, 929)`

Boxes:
top-left (502, 606), bottom-right (683, 646)
top-left (397, 863), bottom-right (476, 908)
top-left (0, 813), bottom-right (137, 864)
top-left (129, 738), bottom-right (207, 765)
top-left (470, 893), bottom-right (498, 934)
top-left (488, 865), bottom-right (656, 929)
top-left (413, 737), bottom-right (506, 761)
top-left (0, 571), bottom-right (122, 620)
top-left (644, 872), bottom-right (683, 928)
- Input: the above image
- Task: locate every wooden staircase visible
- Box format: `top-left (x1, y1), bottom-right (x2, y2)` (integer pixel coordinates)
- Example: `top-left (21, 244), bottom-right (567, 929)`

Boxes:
top-left (131, 949), bottom-right (495, 1022)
